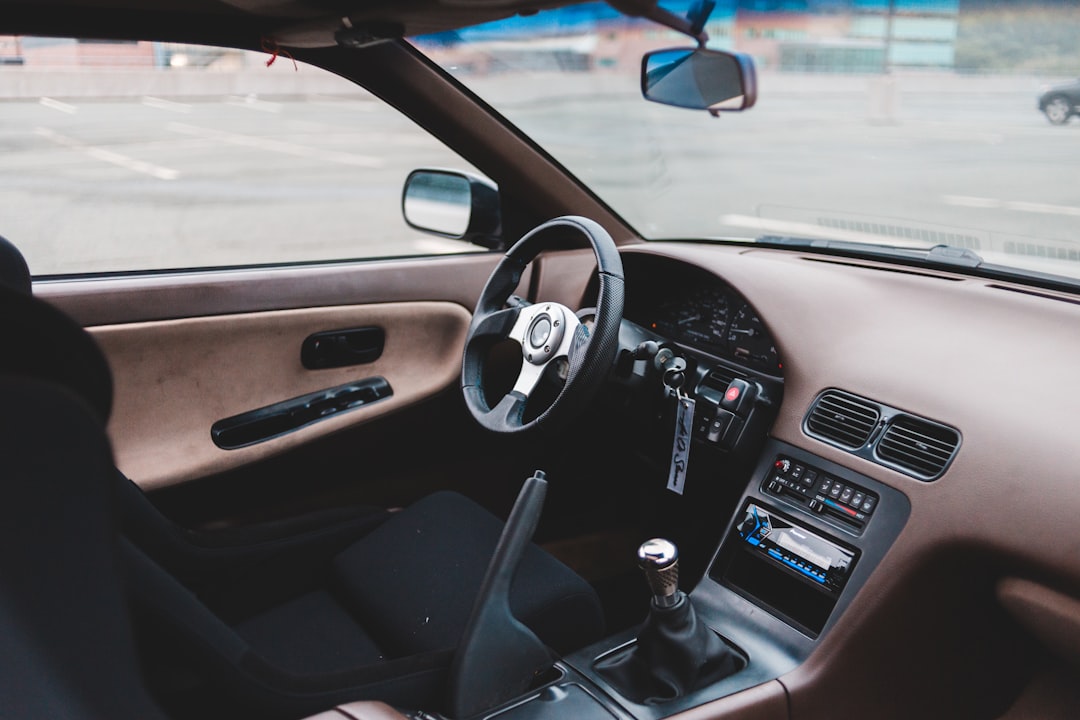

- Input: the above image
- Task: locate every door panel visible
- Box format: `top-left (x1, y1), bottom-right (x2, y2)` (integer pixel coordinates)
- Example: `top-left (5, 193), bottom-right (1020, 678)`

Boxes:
top-left (34, 249), bottom-right (592, 494)
top-left (91, 301), bottom-right (471, 490)
top-left (34, 252), bottom-right (516, 493)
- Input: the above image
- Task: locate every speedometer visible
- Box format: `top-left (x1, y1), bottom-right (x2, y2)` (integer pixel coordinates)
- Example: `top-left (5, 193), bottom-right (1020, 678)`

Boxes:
top-left (677, 287), bottom-right (730, 349)
top-left (728, 304), bottom-right (781, 373)
top-left (650, 285), bottom-right (730, 351)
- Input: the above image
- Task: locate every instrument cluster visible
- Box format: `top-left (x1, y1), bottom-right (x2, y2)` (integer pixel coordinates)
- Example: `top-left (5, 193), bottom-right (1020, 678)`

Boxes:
top-left (624, 256), bottom-right (782, 375)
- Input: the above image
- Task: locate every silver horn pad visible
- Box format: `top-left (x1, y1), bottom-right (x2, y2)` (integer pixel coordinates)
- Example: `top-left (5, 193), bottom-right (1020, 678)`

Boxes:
top-left (523, 305), bottom-right (565, 365)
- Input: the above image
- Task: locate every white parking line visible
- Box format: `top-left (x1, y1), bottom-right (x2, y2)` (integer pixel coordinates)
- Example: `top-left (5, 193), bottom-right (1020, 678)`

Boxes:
top-left (412, 238), bottom-right (483, 255)
top-left (943, 195), bottom-right (1080, 218)
top-left (142, 96), bottom-right (193, 114)
top-left (166, 122), bottom-right (383, 168)
top-left (306, 99), bottom-right (378, 111)
top-left (941, 195), bottom-right (999, 209)
top-left (34, 127), bottom-right (180, 180)
top-left (39, 97), bottom-right (77, 114)
top-left (718, 214), bottom-right (928, 247)
top-left (224, 95), bottom-right (282, 113)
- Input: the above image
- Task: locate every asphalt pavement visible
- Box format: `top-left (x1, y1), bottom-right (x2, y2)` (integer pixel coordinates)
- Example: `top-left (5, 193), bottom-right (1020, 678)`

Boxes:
top-left (1, 71), bottom-right (1077, 277)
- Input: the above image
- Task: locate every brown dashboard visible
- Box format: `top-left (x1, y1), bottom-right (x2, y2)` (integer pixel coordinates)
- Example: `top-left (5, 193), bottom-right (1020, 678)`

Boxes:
top-left (546, 239), bottom-right (1080, 719)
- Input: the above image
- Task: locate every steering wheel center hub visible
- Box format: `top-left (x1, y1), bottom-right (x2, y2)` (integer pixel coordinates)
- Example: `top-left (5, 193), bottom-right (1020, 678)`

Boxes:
top-left (524, 305), bottom-right (565, 364)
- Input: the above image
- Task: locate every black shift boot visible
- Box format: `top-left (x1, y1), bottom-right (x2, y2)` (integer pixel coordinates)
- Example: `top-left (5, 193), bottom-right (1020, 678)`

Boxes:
top-left (595, 538), bottom-right (744, 704)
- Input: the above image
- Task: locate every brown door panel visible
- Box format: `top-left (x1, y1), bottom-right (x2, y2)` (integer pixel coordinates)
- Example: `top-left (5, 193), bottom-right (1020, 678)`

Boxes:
top-left (34, 250), bottom-right (588, 493)
top-left (90, 301), bottom-right (471, 490)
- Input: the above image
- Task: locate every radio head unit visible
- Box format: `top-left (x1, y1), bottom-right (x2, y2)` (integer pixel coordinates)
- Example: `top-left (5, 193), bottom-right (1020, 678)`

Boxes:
top-left (711, 501), bottom-right (860, 637)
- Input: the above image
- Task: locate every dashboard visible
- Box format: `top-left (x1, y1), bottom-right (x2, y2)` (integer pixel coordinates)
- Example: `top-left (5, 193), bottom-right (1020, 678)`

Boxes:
top-left (590, 240), bottom-right (1080, 720)
top-left (537, 239), bottom-right (1080, 720)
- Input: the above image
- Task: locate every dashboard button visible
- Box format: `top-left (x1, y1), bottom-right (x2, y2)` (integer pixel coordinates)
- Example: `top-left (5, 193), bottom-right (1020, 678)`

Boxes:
top-left (851, 491), bottom-right (865, 508)
top-left (839, 487), bottom-right (854, 503)
top-left (721, 379), bottom-right (753, 413)
top-left (707, 411), bottom-right (734, 443)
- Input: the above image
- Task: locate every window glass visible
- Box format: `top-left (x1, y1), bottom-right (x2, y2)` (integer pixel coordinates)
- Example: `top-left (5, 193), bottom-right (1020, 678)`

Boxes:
top-left (0, 37), bottom-right (485, 275)
top-left (419, 1), bottom-right (1080, 282)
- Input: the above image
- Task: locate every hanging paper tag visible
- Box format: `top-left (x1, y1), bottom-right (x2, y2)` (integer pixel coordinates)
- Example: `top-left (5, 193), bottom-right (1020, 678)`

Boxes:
top-left (666, 394), bottom-right (695, 495)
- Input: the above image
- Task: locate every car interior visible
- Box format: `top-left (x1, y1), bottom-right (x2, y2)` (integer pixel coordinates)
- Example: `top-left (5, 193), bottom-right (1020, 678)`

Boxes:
top-left (3, 1), bottom-right (1080, 719)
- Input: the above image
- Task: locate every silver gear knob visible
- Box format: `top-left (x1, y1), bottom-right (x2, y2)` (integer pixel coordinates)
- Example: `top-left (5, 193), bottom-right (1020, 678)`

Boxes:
top-left (637, 538), bottom-right (680, 608)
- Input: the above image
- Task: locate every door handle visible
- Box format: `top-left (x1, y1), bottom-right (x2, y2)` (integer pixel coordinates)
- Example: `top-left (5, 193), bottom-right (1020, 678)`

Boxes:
top-left (301, 327), bottom-right (385, 369)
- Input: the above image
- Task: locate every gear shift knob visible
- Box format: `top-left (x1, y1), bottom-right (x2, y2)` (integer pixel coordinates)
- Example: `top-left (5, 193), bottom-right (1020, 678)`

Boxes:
top-left (598, 537), bottom-right (743, 702)
top-left (637, 538), bottom-right (680, 608)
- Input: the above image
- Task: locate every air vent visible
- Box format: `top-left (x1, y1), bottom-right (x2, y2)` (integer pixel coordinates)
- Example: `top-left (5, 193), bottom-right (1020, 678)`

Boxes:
top-left (876, 416), bottom-right (959, 480)
top-left (805, 391), bottom-right (881, 449)
top-left (803, 390), bottom-right (960, 482)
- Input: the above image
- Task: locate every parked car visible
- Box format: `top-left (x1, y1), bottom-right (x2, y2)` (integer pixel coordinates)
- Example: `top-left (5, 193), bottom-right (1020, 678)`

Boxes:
top-left (1039, 78), bottom-right (1080, 124)
top-left (2, 1), bottom-right (1079, 720)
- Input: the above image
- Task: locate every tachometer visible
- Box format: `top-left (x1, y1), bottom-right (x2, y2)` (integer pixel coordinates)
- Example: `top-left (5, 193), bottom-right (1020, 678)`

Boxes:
top-left (727, 304), bottom-right (781, 373)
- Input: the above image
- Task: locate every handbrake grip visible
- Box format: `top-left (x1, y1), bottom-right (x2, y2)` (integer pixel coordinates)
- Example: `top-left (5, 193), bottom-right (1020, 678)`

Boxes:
top-left (446, 470), bottom-right (554, 718)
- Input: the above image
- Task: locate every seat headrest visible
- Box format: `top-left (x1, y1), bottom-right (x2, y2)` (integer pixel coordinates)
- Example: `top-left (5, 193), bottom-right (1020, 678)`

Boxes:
top-left (0, 286), bottom-right (113, 425)
top-left (0, 237), bottom-right (112, 423)
top-left (0, 235), bottom-right (31, 296)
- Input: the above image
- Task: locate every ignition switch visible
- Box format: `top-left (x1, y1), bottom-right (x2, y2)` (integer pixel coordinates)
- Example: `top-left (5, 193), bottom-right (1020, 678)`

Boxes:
top-left (654, 347), bottom-right (688, 392)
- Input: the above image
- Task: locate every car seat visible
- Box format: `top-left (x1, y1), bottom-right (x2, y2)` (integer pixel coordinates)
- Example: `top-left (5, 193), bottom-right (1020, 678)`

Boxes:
top-left (0, 236), bottom-right (604, 718)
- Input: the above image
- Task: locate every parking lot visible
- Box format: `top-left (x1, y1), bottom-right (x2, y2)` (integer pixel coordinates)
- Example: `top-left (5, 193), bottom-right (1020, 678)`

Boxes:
top-left (1, 67), bottom-right (1077, 275)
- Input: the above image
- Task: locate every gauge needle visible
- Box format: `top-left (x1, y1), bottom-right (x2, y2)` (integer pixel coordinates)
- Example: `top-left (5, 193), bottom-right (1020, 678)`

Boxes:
top-left (730, 328), bottom-right (756, 337)
top-left (678, 315), bottom-right (701, 325)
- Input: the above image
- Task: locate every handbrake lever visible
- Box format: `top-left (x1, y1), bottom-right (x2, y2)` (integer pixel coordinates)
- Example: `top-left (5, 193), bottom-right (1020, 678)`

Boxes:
top-left (447, 470), bottom-right (554, 718)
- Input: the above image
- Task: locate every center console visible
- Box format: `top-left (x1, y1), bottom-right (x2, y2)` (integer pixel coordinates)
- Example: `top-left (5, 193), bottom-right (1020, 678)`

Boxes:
top-left (467, 438), bottom-right (911, 720)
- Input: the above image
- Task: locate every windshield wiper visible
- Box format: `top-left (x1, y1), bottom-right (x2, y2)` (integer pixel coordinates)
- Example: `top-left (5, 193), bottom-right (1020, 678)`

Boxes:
top-left (755, 235), bottom-right (984, 269)
top-left (753, 234), bottom-right (1080, 293)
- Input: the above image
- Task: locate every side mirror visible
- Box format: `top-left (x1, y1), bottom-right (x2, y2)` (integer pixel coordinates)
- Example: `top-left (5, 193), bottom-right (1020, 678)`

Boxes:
top-left (402, 169), bottom-right (502, 249)
top-left (641, 47), bottom-right (757, 114)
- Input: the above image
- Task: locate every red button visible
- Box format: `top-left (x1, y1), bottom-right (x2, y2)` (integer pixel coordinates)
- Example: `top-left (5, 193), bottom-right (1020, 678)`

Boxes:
top-left (725, 386), bottom-right (741, 402)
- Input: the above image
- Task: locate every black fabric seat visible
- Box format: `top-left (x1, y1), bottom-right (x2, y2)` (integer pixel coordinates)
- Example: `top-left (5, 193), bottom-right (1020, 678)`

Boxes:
top-left (0, 377), bottom-right (169, 720)
top-left (0, 236), bottom-right (605, 718)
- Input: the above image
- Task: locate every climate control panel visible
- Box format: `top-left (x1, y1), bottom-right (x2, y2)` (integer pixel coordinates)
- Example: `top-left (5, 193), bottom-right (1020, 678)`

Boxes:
top-left (763, 456), bottom-right (879, 534)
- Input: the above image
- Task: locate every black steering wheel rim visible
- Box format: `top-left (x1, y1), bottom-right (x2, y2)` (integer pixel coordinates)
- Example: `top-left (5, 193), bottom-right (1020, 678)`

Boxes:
top-left (461, 215), bottom-right (624, 434)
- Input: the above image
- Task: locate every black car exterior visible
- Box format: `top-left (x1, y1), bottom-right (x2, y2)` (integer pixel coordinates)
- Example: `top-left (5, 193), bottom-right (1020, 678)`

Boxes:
top-left (1038, 79), bottom-right (1080, 124)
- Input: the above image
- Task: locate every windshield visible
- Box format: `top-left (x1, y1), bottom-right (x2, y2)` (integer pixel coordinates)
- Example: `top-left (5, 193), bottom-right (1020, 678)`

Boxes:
top-left (416, 0), bottom-right (1080, 282)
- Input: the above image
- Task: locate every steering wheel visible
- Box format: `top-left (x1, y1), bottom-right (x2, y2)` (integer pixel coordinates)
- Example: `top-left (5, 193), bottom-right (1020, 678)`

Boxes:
top-left (461, 216), bottom-right (624, 434)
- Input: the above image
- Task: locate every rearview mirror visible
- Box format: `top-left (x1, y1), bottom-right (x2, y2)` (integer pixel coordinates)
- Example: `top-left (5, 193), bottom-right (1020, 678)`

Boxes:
top-left (641, 48), bottom-right (757, 114)
top-left (402, 169), bottom-right (502, 248)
